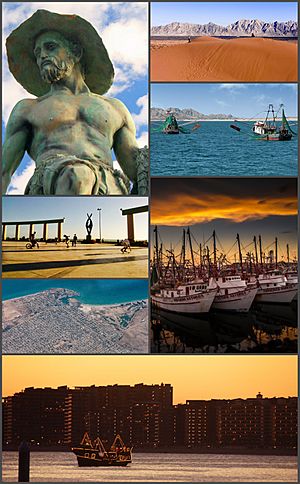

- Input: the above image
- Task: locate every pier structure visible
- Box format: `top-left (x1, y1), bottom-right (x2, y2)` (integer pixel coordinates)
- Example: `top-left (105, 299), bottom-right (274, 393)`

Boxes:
top-left (2, 218), bottom-right (65, 242)
top-left (121, 205), bottom-right (148, 242)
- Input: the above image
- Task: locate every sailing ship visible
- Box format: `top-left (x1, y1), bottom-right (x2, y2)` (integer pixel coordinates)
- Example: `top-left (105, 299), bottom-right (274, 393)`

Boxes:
top-left (72, 432), bottom-right (132, 467)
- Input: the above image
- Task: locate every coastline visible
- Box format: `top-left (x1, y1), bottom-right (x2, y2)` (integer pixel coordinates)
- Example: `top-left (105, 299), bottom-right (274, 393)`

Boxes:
top-left (3, 289), bottom-right (149, 354)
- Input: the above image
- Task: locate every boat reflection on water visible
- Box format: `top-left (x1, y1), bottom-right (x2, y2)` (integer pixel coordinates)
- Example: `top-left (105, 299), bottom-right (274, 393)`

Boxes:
top-left (151, 301), bottom-right (297, 354)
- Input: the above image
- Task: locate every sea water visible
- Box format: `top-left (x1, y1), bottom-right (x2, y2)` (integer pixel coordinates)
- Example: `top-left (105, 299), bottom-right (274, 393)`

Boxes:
top-left (150, 121), bottom-right (298, 177)
top-left (2, 452), bottom-right (297, 482)
top-left (2, 279), bottom-right (148, 305)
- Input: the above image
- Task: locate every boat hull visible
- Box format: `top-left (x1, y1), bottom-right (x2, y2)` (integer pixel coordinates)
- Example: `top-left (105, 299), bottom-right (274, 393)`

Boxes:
top-left (151, 290), bottom-right (217, 314)
top-left (212, 287), bottom-right (257, 312)
top-left (76, 456), bottom-right (130, 467)
top-left (255, 284), bottom-right (297, 304)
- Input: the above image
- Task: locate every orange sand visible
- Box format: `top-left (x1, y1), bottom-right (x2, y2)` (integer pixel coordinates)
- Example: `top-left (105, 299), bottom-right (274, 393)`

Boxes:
top-left (151, 37), bottom-right (298, 82)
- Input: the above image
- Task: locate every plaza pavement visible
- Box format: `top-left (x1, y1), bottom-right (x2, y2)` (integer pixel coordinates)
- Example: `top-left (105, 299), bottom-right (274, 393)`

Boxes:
top-left (2, 242), bottom-right (148, 278)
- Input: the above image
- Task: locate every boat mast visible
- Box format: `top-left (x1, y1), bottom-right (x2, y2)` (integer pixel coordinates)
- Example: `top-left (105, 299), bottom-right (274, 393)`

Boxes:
top-left (287, 243), bottom-right (290, 265)
top-left (154, 225), bottom-right (159, 272)
top-left (213, 230), bottom-right (217, 269)
top-left (187, 227), bottom-right (196, 278)
top-left (253, 236), bottom-right (259, 269)
top-left (236, 233), bottom-right (243, 273)
top-left (206, 246), bottom-right (210, 277)
top-left (275, 237), bottom-right (278, 268)
top-left (258, 235), bottom-right (263, 268)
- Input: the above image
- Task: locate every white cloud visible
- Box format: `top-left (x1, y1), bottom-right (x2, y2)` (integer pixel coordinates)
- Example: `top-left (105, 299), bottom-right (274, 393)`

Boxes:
top-left (7, 159), bottom-right (35, 195)
top-left (2, 2), bottom-right (148, 121)
top-left (102, 17), bottom-right (148, 77)
top-left (218, 84), bottom-right (246, 91)
top-left (136, 130), bottom-right (148, 148)
top-left (132, 95), bottom-right (148, 128)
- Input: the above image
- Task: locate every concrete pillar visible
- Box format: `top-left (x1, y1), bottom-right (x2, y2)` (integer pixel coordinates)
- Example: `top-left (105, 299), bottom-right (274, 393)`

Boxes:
top-left (2, 224), bottom-right (7, 241)
top-left (15, 224), bottom-right (20, 241)
top-left (127, 214), bottom-right (134, 242)
top-left (57, 222), bottom-right (62, 241)
top-left (43, 223), bottom-right (48, 241)
top-left (29, 224), bottom-right (34, 240)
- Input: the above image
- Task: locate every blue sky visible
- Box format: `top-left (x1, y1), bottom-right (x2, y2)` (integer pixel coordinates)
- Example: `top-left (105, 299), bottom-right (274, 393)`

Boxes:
top-left (151, 2), bottom-right (298, 26)
top-left (2, 2), bottom-right (148, 194)
top-left (151, 84), bottom-right (298, 118)
top-left (3, 197), bottom-right (148, 240)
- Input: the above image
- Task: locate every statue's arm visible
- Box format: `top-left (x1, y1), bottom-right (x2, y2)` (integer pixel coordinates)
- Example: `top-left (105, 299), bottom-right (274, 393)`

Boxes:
top-left (2, 100), bottom-right (32, 193)
top-left (111, 100), bottom-right (139, 182)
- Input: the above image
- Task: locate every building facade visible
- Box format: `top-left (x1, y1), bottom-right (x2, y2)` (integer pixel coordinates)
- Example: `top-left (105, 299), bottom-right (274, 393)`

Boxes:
top-left (2, 386), bottom-right (297, 452)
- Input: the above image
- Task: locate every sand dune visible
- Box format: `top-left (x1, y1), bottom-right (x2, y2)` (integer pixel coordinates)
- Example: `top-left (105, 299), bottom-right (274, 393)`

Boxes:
top-left (151, 37), bottom-right (297, 81)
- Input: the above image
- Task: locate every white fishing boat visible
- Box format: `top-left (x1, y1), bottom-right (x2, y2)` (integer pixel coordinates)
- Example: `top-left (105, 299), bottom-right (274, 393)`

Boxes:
top-left (255, 270), bottom-right (297, 303)
top-left (212, 275), bottom-right (257, 312)
top-left (151, 278), bottom-right (217, 314)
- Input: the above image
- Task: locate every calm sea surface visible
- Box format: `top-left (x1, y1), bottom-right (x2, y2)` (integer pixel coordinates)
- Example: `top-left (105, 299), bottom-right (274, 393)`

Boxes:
top-left (151, 301), bottom-right (297, 353)
top-left (150, 121), bottom-right (298, 176)
top-left (2, 452), bottom-right (297, 482)
top-left (2, 279), bottom-right (148, 305)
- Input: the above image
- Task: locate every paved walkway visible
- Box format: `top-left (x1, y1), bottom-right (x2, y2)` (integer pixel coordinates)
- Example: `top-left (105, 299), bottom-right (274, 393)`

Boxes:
top-left (2, 242), bottom-right (148, 278)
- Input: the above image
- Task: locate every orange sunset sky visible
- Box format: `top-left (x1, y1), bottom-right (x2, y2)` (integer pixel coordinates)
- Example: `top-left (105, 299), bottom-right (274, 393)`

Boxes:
top-left (3, 355), bottom-right (297, 404)
top-left (150, 178), bottom-right (298, 260)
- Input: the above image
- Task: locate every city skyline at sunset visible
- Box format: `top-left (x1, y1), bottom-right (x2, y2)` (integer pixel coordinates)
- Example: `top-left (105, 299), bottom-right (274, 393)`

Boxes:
top-left (3, 355), bottom-right (297, 404)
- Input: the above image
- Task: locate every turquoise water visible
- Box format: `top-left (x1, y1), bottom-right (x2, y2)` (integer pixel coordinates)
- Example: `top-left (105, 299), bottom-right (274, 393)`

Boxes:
top-left (2, 279), bottom-right (148, 305)
top-left (150, 121), bottom-right (298, 176)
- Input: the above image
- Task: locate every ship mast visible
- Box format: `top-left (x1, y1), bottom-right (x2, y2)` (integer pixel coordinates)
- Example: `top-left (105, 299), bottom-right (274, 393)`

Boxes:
top-left (187, 227), bottom-right (196, 278)
top-left (236, 233), bottom-right (243, 273)
top-left (253, 236), bottom-right (258, 268)
top-left (275, 237), bottom-right (278, 268)
top-left (213, 230), bottom-right (217, 268)
top-left (154, 225), bottom-right (159, 273)
top-left (259, 234), bottom-right (263, 268)
top-left (287, 243), bottom-right (290, 266)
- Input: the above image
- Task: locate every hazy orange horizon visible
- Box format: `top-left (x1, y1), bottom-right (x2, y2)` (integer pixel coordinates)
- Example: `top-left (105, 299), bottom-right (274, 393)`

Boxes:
top-left (3, 355), bottom-right (297, 404)
top-left (151, 194), bottom-right (298, 227)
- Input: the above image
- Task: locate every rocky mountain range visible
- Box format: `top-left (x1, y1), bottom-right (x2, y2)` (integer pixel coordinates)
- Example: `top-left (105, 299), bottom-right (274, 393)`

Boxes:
top-left (151, 19), bottom-right (298, 37)
top-left (151, 107), bottom-right (234, 120)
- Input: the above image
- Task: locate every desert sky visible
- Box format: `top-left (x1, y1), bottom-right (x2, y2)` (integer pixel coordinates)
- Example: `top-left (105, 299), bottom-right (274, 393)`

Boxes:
top-left (3, 355), bottom-right (297, 404)
top-left (150, 178), bottom-right (297, 260)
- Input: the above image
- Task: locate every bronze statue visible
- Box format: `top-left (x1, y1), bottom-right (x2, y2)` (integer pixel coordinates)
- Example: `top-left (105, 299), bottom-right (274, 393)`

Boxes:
top-left (3, 10), bottom-right (148, 195)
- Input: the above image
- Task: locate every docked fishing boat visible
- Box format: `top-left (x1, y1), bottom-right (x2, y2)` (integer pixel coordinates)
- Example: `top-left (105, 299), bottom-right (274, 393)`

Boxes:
top-left (255, 270), bottom-right (297, 304)
top-left (212, 275), bottom-right (258, 312)
top-left (72, 433), bottom-right (132, 467)
top-left (252, 104), bottom-right (294, 141)
top-left (152, 278), bottom-right (218, 314)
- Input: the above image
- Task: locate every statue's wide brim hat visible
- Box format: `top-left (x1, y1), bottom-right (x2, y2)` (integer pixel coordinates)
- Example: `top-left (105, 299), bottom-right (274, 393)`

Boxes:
top-left (6, 9), bottom-right (114, 96)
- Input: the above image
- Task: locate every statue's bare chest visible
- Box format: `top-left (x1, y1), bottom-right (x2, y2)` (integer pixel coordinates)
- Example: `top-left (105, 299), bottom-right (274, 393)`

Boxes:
top-left (29, 94), bottom-right (120, 134)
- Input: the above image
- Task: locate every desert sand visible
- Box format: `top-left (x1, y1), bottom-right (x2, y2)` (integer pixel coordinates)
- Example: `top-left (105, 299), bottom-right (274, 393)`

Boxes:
top-left (151, 37), bottom-right (297, 81)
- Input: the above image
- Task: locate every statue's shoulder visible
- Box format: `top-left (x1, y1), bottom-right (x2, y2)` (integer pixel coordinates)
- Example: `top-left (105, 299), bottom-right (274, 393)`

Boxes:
top-left (9, 98), bottom-right (36, 122)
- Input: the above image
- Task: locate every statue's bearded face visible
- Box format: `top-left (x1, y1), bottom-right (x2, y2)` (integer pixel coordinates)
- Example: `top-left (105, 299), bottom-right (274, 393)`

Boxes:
top-left (34, 31), bottom-right (76, 84)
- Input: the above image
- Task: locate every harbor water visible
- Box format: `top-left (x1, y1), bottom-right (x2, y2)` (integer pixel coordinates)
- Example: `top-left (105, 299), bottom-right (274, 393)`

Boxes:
top-left (2, 452), bottom-right (297, 482)
top-left (2, 279), bottom-right (148, 305)
top-left (150, 121), bottom-right (298, 177)
top-left (151, 301), bottom-right (297, 353)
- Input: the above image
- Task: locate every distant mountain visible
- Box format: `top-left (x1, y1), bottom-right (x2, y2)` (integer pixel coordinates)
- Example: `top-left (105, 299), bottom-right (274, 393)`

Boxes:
top-left (151, 107), bottom-right (234, 120)
top-left (151, 19), bottom-right (298, 37)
